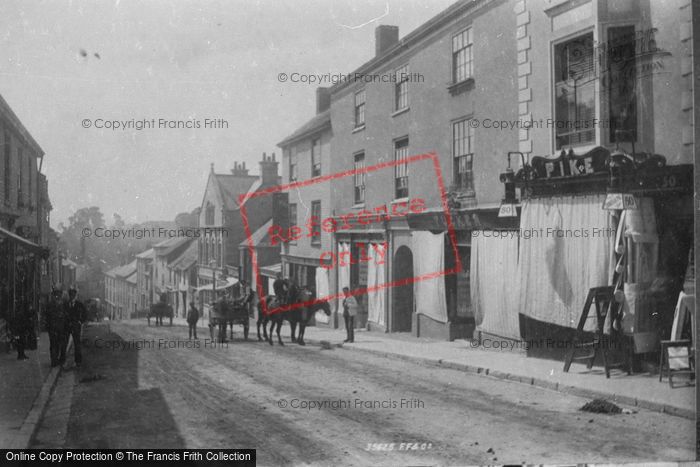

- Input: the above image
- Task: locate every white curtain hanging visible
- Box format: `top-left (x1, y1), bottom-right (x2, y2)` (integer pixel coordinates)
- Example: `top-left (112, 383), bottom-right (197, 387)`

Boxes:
top-left (337, 242), bottom-right (351, 312)
top-left (518, 195), bottom-right (612, 331)
top-left (413, 231), bottom-right (448, 323)
top-left (367, 243), bottom-right (386, 326)
top-left (470, 233), bottom-right (521, 339)
top-left (314, 266), bottom-right (331, 324)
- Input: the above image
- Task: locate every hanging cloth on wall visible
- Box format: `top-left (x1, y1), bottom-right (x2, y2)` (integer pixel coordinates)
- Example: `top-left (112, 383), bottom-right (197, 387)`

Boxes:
top-left (367, 243), bottom-right (386, 326)
top-left (413, 231), bottom-right (447, 323)
top-left (314, 266), bottom-right (331, 324)
top-left (518, 194), bottom-right (612, 330)
top-left (470, 232), bottom-right (521, 339)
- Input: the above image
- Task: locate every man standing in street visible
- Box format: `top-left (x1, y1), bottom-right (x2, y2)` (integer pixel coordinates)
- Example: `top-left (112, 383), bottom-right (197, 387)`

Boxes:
top-left (46, 288), bottom-right (67, 367)
top-left (186, 301), bottom-right (199, 339)
top-left (64, 287), bottom-right (86, 367)
top-left (342, 287), bottom-right (358, 343)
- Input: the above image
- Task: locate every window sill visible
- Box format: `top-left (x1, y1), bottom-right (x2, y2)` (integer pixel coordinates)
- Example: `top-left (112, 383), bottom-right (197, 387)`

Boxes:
top-left (391, 197), bottom-right (410, 204)
top-left (447, 77), bottom-right (475, 96)
top-left (352, 125), bottom-right (366, 134)
top-left (352, 203), bottom-right (366, 209)
top-left (391, 107), bottom-right (410, 118)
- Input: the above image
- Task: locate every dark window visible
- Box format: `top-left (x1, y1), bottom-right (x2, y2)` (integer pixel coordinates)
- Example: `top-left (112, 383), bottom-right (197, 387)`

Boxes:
top-left (354, 90), bottom-right (366, 127)
top-left (27, 154), bottom-right (32, 207)
top-left (606, 25), bottom-right (637, 143)
top-left (554, 32), bottom-right (596, 149)
top-left (311, 138), bottom-right (321, 177)
top-left (205, 203), bottom-right (215, 225)
top-left (310, 201), bottom-right (321, 246)
top-left (4, 130), bottom-right (10, 203)
top-left (16, 147), bottom-right (22, 207)
top-left (453, 119), bottom-right (475, 194)
top-left (394, 64), bottom-right (409, 111)
top-left (394, 138), bottom-right (409, 199)
top-left (353, 152), bottom-right (365, 204)
top-left (289, 147), bottom-right (298, 182)
top-left (452, 28), bottom-right (473, 83)
top-left (289, 203), bottom-right (297, 244)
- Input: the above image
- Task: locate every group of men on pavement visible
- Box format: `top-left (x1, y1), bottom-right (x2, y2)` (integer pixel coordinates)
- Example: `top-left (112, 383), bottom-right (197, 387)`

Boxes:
top-left (45, 286), bottom-right (87, 367)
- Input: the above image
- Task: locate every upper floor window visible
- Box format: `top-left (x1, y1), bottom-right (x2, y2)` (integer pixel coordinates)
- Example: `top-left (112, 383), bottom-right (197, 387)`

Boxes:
top-left (310, 201), bottom-right (321, 246)
top-left (289, 147), bottom-right (298, 182)
top-left (353, 152), bottom-right (365, 205)
top-left (394, 64), bottom-right (409, 111)
top-left (554, 32), bottom-right (595, 149)
top-left (452, 118), bottom-right (475, 195)
top-left (452, 28), bottom-right (473, 83)
top-left (205, 202), bottom-right (215, 225)
top-left (394, 137), bottom-right (409, 199)
top-left (607, 25), bottom-right (638, 144)
top-left (354, 90), bottom-right (366, 128)
top-left (4, 130), bottom-right (10, 203)
top-left (27, 154), bottom-right (32, 207)
top-left (16, 147), bottom-right (22, 207)
top-left (288, 203), bottom-right (297, 243)
top-left (311, 138), bottom-right (322, 178)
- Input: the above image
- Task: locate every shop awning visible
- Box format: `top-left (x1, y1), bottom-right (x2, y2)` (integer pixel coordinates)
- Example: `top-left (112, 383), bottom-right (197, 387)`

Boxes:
top-left (194, 277), bottom-right (238, 292)
top-left (0, 225), bottom-right (48, 255)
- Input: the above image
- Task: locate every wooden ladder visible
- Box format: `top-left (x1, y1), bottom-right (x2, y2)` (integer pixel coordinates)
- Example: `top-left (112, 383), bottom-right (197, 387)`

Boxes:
top-left (563, 286), bottom-right (630, 378)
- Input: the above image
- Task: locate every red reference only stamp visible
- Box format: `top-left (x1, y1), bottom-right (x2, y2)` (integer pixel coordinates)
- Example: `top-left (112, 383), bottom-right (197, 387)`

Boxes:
top-left (239, 152), bottom-right (460, 316)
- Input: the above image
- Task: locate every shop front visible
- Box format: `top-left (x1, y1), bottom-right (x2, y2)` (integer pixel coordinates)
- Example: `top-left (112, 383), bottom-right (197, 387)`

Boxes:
top-left (504, 146), bottom-right (693, 365)
top-left (407, 207), bottom-right (519, 341)
top-left (0, 226), bottom-right (48, 351)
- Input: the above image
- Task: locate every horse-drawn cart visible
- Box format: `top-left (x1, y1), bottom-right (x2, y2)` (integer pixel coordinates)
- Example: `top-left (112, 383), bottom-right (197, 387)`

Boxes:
top-left (209, 298), bottom-right (250, 343)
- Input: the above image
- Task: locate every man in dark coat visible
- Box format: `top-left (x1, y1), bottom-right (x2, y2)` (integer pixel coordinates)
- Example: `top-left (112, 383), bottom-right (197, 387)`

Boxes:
top-left (273, 272), bottom-right (287, 305)
top-left (46, 288), bottom-right (67, 366)
top-left (186, 301), bottom-right (199, 339)
top-left (64, 287), bottom-right (87, 367)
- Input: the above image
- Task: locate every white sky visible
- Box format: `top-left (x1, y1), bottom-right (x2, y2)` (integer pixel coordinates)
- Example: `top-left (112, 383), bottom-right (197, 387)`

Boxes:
top-left (0, 0), bottom-right (456, 228)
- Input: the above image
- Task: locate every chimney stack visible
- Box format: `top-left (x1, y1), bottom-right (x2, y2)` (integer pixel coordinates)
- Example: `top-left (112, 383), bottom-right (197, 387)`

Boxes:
top-left (375, 25), bottom-right (399, 56)
top-left (259, 151), bottom-right (279, 186)
top-left (316, 87), bottom-right (331, 114)
top-left (231, 161), bottom-right (249, 177)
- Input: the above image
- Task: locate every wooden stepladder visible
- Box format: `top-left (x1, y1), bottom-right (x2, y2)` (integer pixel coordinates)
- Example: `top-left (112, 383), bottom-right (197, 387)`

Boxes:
top-left (563, 286), bottom-right (630, 378)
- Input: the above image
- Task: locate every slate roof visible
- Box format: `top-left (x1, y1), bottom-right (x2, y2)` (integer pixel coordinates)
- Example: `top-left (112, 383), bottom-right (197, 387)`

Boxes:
top-left (277, 110), bottom-right (331, 148)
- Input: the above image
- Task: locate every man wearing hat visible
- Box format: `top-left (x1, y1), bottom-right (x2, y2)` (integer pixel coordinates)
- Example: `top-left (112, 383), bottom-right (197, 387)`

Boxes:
top-left (64, 286), bottom-right (87, 367)
top-left (186, 301), bottom-right (199, 339)
top-left (46, 287), bottom-right (68, 367)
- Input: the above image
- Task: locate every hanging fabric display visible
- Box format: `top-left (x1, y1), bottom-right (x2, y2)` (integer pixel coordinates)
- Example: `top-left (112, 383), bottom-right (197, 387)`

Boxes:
top-left (518, 195), bottom-right (612, 331)
top-left (367, 243), bottom-right (386, 326)
top-left (470, 232), bottom-right (520, 339)
top-left (314, 266), bottom-right (330, 324)
top-left (412, 231), bottom-right (447, 323)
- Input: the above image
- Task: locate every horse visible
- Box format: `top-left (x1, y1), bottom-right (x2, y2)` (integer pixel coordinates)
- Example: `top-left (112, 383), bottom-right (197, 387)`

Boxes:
top-left (257, 287), bottom-right (331, 346)
top-left (148, 301), bottom-right (173, 326)
top-left (210, 297), bottom-right (250, 343)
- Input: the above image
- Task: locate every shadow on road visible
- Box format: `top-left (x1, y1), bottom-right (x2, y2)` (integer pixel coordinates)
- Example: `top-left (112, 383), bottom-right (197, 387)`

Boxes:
top-left (65, 323), bottom-right (186, 448)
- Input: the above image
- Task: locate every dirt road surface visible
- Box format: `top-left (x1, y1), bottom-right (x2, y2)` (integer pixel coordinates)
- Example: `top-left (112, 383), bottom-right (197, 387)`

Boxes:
top-left (32, 321), bottom-right (694, 466)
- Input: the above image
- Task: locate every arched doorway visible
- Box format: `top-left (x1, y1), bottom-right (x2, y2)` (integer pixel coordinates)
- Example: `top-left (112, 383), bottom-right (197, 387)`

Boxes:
top-left (392, 245), bottom-right (414, 332)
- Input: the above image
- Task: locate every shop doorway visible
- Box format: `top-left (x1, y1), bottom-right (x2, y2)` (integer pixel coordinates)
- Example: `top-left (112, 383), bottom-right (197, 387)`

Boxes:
top-left (392, 246), bottom-right (414, 332)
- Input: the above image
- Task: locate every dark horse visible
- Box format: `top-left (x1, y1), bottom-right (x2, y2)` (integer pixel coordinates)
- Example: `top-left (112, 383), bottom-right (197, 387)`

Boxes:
top-left (148, 300), bottom-right (173, 326)
top-left (257, 287), bottom-right (331, 346)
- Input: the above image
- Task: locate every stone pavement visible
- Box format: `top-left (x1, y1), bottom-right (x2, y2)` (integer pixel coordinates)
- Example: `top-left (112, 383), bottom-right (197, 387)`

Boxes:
top-left (126, 316), bottom-right (695, 419)
top-left (0, 331), bottom-right (61, 448)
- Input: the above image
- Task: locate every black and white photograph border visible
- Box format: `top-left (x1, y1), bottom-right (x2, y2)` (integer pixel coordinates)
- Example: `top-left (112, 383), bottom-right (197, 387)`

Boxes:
top-left (0, 0), bottom-right (698, 466)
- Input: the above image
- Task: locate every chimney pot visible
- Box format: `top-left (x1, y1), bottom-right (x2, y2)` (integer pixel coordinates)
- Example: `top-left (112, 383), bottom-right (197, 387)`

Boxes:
top-left (272, 152), bottom-right (276, 161)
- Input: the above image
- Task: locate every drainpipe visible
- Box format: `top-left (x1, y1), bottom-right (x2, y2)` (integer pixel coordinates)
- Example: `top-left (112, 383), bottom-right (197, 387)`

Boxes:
top-left (384, 219), bottom-right (391, 333)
